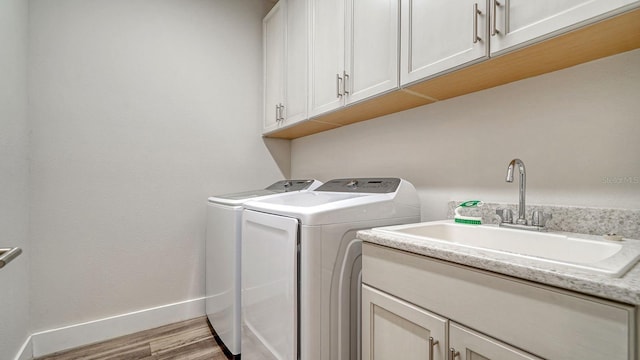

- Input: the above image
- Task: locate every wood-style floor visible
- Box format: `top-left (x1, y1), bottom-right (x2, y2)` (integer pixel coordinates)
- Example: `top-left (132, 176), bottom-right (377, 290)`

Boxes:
top-left (34, 316), bottom-right (228, 360)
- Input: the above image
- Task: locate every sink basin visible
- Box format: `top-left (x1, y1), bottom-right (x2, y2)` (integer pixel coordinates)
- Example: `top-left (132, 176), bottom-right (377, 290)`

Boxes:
top-left (372, 221), bottom-right (640, 277)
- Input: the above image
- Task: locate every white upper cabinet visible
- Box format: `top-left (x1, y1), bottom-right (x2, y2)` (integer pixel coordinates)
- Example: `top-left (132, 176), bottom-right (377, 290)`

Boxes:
top-left (263, 2), bottom-right (285, 133)
top-left (309, 0), bottom-right (345, 117)
top-left (310, 0), bottom-right (399, 117)
top-left (490, 0), bottom-right (639, 54)
top-left (263, 0), bottom-right (309, 134)
top-left (264, 0), bottom-right (639, 138)
top-left (284, 0), bottom-right (309, 125)
top-left (346, 0), bottom-right (399, 104)
top-left (401, 0), bottom-right (489, 85)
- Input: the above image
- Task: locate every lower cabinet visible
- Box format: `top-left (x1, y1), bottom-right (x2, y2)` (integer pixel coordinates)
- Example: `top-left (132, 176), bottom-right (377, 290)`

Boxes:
top-left (362, 284), bottom-right (447, 360)
top-left (362, 285), bottom-right (540, 360)
top-left (361, 243), bottom-right (637, 360)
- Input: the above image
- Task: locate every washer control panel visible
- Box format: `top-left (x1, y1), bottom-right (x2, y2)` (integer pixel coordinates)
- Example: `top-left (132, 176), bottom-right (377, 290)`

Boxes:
top-left (265, 179), bottom-right (318, 192)
top-left (315, 178), bottom-right (401, 193)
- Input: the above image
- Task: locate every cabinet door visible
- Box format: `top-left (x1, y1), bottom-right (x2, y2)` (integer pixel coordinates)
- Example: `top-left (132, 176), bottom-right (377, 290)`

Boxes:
top-left (362, 285), bottom-right (447, 360)
top-left (345, 0), bottom-right (399, 104)
top-left (401, 0), bottom-right (489, 86)
top-left (284, 0), bottom-right (308, 125)
top-left (263, 2), bottom-right (285, 133)
top-left (490, 0), bottom-right (639, 54)
top-left (449, 322), bottom-right (542, 360)
top-left (309, 0), bottom-right (345, 117)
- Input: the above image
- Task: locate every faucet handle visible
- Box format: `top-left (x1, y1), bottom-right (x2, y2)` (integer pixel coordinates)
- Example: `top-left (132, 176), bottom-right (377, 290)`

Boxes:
top-left (496, 208), bottom-right (513, 224)
top-left (531, 210), bottom-right (552, 227)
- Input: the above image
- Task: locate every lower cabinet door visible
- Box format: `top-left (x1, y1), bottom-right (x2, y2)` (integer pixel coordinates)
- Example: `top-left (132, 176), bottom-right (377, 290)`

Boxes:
top-left (362, 284), bottom-right (447, 360)
top-left (449, 322), bottom-right (542, 360)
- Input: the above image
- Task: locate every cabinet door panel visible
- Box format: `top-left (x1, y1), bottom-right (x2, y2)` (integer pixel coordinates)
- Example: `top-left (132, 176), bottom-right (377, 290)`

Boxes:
top-left (310, 0), bottom-right (345, 117)
top-left (401, 0), bottom-right (488, 85)
top-left (284, 0), bottom-right (308, 124)
top-left (450, 323), bottom-right (542, 360)
top-left (263, 3), bottom-right (285, 133)
top-left (346, 0), bottom-right (399, 104)
top-left (491, 0), bottom-right (639, 54)
top-left (362, 285), bottom-right (447, 360)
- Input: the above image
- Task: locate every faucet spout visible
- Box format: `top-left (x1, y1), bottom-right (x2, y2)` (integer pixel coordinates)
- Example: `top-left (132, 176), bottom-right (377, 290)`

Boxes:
top-left (506, 159), bottom-right (527, 225)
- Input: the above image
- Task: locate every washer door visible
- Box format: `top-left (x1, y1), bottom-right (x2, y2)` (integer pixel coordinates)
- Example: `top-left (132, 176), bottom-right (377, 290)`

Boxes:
top-left (242, 210), bottom-right (299, 360)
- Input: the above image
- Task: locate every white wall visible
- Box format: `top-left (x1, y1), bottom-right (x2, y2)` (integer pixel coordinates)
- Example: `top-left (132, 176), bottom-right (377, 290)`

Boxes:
top-left (28, 0), bottom-right (288, 332)
top-left (0, 0), bottom-right (30, 356)
top-left (291, 50), bottom-right (640, 221)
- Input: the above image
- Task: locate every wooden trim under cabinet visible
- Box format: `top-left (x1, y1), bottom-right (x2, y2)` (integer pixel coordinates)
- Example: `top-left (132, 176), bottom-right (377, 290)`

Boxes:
top-left (263, 89), bottom-right (434, 139)
top-left (264, 8), bottom-right (640, 140)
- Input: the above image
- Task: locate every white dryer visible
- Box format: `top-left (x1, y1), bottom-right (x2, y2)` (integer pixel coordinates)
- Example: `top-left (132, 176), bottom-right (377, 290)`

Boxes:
top-left (205, 179), bottom-right (322, 358)
top-left (241, 178), bottom-right (421, 360)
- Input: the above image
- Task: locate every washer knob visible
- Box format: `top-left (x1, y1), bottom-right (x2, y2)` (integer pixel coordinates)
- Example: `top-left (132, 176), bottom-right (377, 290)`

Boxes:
top-left (346, 180), bottom-right (358, 188)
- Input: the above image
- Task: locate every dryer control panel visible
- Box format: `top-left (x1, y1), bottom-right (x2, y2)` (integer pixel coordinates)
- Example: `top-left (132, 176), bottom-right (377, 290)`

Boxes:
top-left (315, 178), bottom-right (401, 193)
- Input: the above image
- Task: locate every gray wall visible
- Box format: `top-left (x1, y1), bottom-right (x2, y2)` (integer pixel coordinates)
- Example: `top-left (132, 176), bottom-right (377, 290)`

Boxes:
top-left (28, 0), bottom-right (288, 332)
top-left (5, 0), bottom-right (639, 356)
top-left (0, 0), bottom-right (30, 356)
top-left (292, 49), bottom-right (640, 220)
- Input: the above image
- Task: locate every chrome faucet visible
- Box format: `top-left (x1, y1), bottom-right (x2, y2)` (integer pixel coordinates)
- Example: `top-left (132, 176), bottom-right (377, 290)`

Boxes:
top-left (505, 158), bottom-right (527, 225)
top-left (497, 158), bottom-right (552, 231)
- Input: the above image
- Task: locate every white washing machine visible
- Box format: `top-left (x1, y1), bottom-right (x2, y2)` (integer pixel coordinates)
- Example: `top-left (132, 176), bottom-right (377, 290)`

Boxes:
top-left (205, 179), bottom-right (322, 358)
top-left (240, 178), bottom-right (421, 360)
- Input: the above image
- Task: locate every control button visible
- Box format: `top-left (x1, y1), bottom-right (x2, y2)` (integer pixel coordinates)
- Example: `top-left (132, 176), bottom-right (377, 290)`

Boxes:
top-left (346, 180), bottom-right (358, 188)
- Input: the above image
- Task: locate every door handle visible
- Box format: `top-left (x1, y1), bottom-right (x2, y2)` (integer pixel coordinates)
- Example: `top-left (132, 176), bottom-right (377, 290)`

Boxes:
top-left (429, 336), bottom-right (439, 360)
top-left (473, 3), bottom-right (482, 44)
top-left (491, 0), bottom-right (501, 36)
top-left (449, 348), bottom-right (460, 360)
top-left (343, 71), bottom-right (350, 95)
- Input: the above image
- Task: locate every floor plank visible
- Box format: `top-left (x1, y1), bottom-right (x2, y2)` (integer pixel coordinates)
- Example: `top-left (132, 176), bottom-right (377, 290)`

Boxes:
top-left (35, 316), bottom-right (223, 360)
top-left (149, 322), bottom-right (214, 355)
top-left (144, 338), bottom-right (227, 360)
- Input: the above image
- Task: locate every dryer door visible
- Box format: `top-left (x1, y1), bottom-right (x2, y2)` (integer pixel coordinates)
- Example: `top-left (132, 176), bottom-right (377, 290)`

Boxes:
top-left (205, 202), bottom-right (242, 355)
top-left (242, 210), bottom-right (299, 360)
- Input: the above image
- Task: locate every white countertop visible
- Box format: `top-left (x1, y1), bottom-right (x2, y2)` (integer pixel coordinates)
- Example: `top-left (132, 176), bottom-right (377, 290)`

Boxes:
top-left (358, 225), bottom-right (640, 305)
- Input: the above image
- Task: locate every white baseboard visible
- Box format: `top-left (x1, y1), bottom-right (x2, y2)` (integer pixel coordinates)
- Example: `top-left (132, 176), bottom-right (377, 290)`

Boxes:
top-left (13, 336), bottom-right (33, 360)
top-left (31, 297), bottom-right (205, 358)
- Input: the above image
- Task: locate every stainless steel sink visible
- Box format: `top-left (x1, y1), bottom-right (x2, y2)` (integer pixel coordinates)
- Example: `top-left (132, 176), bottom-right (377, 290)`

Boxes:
top-left (372, 221), bottom-right (640, 277)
